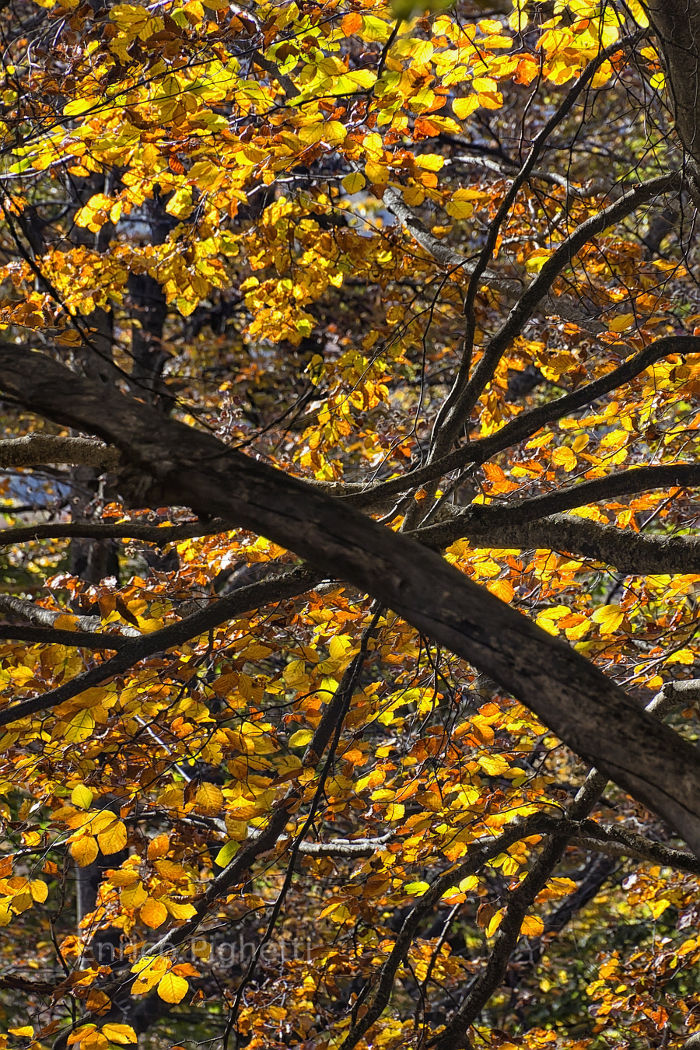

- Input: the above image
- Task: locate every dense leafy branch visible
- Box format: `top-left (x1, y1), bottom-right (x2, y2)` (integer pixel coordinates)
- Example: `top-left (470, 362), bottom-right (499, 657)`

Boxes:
top-left (431, 172), bottom-right (682, 445)
top-left (357, 335), bottom-right (700, 503)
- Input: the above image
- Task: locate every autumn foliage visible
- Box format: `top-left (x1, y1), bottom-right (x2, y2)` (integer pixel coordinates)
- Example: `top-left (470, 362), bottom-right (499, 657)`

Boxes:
top-left (0, 0), bottom-right (698, 1048)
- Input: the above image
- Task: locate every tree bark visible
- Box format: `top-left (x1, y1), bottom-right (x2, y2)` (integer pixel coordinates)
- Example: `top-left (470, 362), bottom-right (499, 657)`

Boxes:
top-left (645, 0), bottom-right (700, 204)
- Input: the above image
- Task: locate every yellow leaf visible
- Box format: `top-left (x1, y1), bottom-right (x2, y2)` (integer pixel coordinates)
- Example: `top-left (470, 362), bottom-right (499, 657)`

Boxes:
top-left (64, 710), bottom-right (96, 744)
top-left (414, 154), bottom-right (444, 171)
top-left (101, 1024), bottom-right (137, 1045)
top-left (446, 199), bottom-right (474, 219)
top-left (194, 782), bottom-right (224, 815)
top-left (485, 907), bottom-right (504, 937)
top-left (70, 836), bottom-right (99, 867)
top-left (535, 605), bottom-right (571, 636)
top-left (164, 899), bottom-right (197, 921)
top-left (608, 312), bottom-right (635, 332)
top-left (328, 634), bottom-right (352, 661)
top-left (140, 898), bottom-right (168, 929)
top-left (121, 881), bottom-right (148, 908)
top-left (299, 121), bottom-right (345, 146)
top-left (404, 880), bottom-right (430, 895)
top-left (215, 839), bottom-right (239, 868)
top-left (283, 659), bottom-right (308, 687)
top-left (157, 972), bottom-right (189, 1004)
top-left (564, 617), bottom-right (590, 641)
top-left (9, 1027), bottom-right (34, 1037)
top-left (536, 877), bottom-right (577, 902)
top-left (478, 754), bottom-right (510, 776)
top-left (165, 187), bottom-right (194, 219)
top-left (551, 446), bottom-right (577, 471)
top-left (665, 647), bottom-right (695, 664)
top-left (288, 729), bottom-right (313, 748)
top-left (487, 579), bottom-right (514, 603)
top-left (591, 604), bottom-right (625, 635)
top-left (385, 802), bottom-right (405, 821)
top-left (342, 172), bottom-right (366, 194)
top-left (63, 97), bottom-right (94, 117)
top-left (97, 818), bottom-right (127, 855)
top-left (453, 95), bottom-right (479, 120)
top-left (648, 897), bottom-right (671, 919)
top-left (521, 914), bottom-right (545, 937)
top-left (71, 784), bottom-right (94, 810)
top-left (131, 956), bottom-right (169, 994)
top-left (29, 879), bottom-right (48, 903)
top-left (147, 833), bottom-right (170, 860)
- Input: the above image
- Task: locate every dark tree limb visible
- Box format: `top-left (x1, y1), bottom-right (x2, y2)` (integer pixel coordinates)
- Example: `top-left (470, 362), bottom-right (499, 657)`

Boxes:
top-left (644, 0), bottom-right (700, 205)
top-left (0, 624), bottom-right (131, 650)
top-left (453, 464), bottom-right (700, 527)
top-left (0, 345), bottom-right (698, 853)
top-left (417, 511), bottom-right (700, 575)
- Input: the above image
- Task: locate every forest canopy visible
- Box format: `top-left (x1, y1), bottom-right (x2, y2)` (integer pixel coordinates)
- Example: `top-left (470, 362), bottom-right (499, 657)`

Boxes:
top-left (0, 0), bottom-right (699, 1047)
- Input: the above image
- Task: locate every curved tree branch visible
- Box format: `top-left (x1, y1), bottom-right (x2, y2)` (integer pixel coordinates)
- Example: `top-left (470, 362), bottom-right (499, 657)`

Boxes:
top-left (0, 564), bottom-right (318, 728)
top-left (418, 511), bottom-right (700, 575)
top-left (0, 435), bottom-right (119, 470)
top-left (458, 464), bottom-right (700, 526)
top-left (0, 345), bottom-right (698, 855)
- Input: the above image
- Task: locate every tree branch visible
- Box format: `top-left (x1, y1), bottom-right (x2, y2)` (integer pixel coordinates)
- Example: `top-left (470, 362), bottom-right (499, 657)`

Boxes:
top-left (432, 659), bottom-right (697, 1049)
top-left (0, 564), bottom-right (318, 728)
top-left (337, 813), bottom-right (559, 1050)
top-left (417, 511), bottom-right (700, 575)
top-left (573, 820), bottom-right (700, 875)
top-left (456, 464), bottom-right (700, 527)
top-left (431, 32), bottom-right (647, 454)
top-left (0, 345), bottom-right (698, 854)
top-left (0, 623), bottom-right (131, 650)
top-left (0, 518), bottom-right (217, 547)
top-left (0, 593), bottom-right (138, 636)
top-left (0, 435), bottom-right (119, 471)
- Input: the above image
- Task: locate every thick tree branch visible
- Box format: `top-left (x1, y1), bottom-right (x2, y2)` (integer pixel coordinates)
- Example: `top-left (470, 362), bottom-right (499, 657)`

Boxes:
top-left (0, 435), bottom-right (119, 470)
top-left (417, 511), bottom-right (700, 575)
top-left (0, 345), bottom-right (698, 854)
top-left (456, 464), bottom-right (700, 527)
top-left (644, 0), bottom-right (700, 205)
